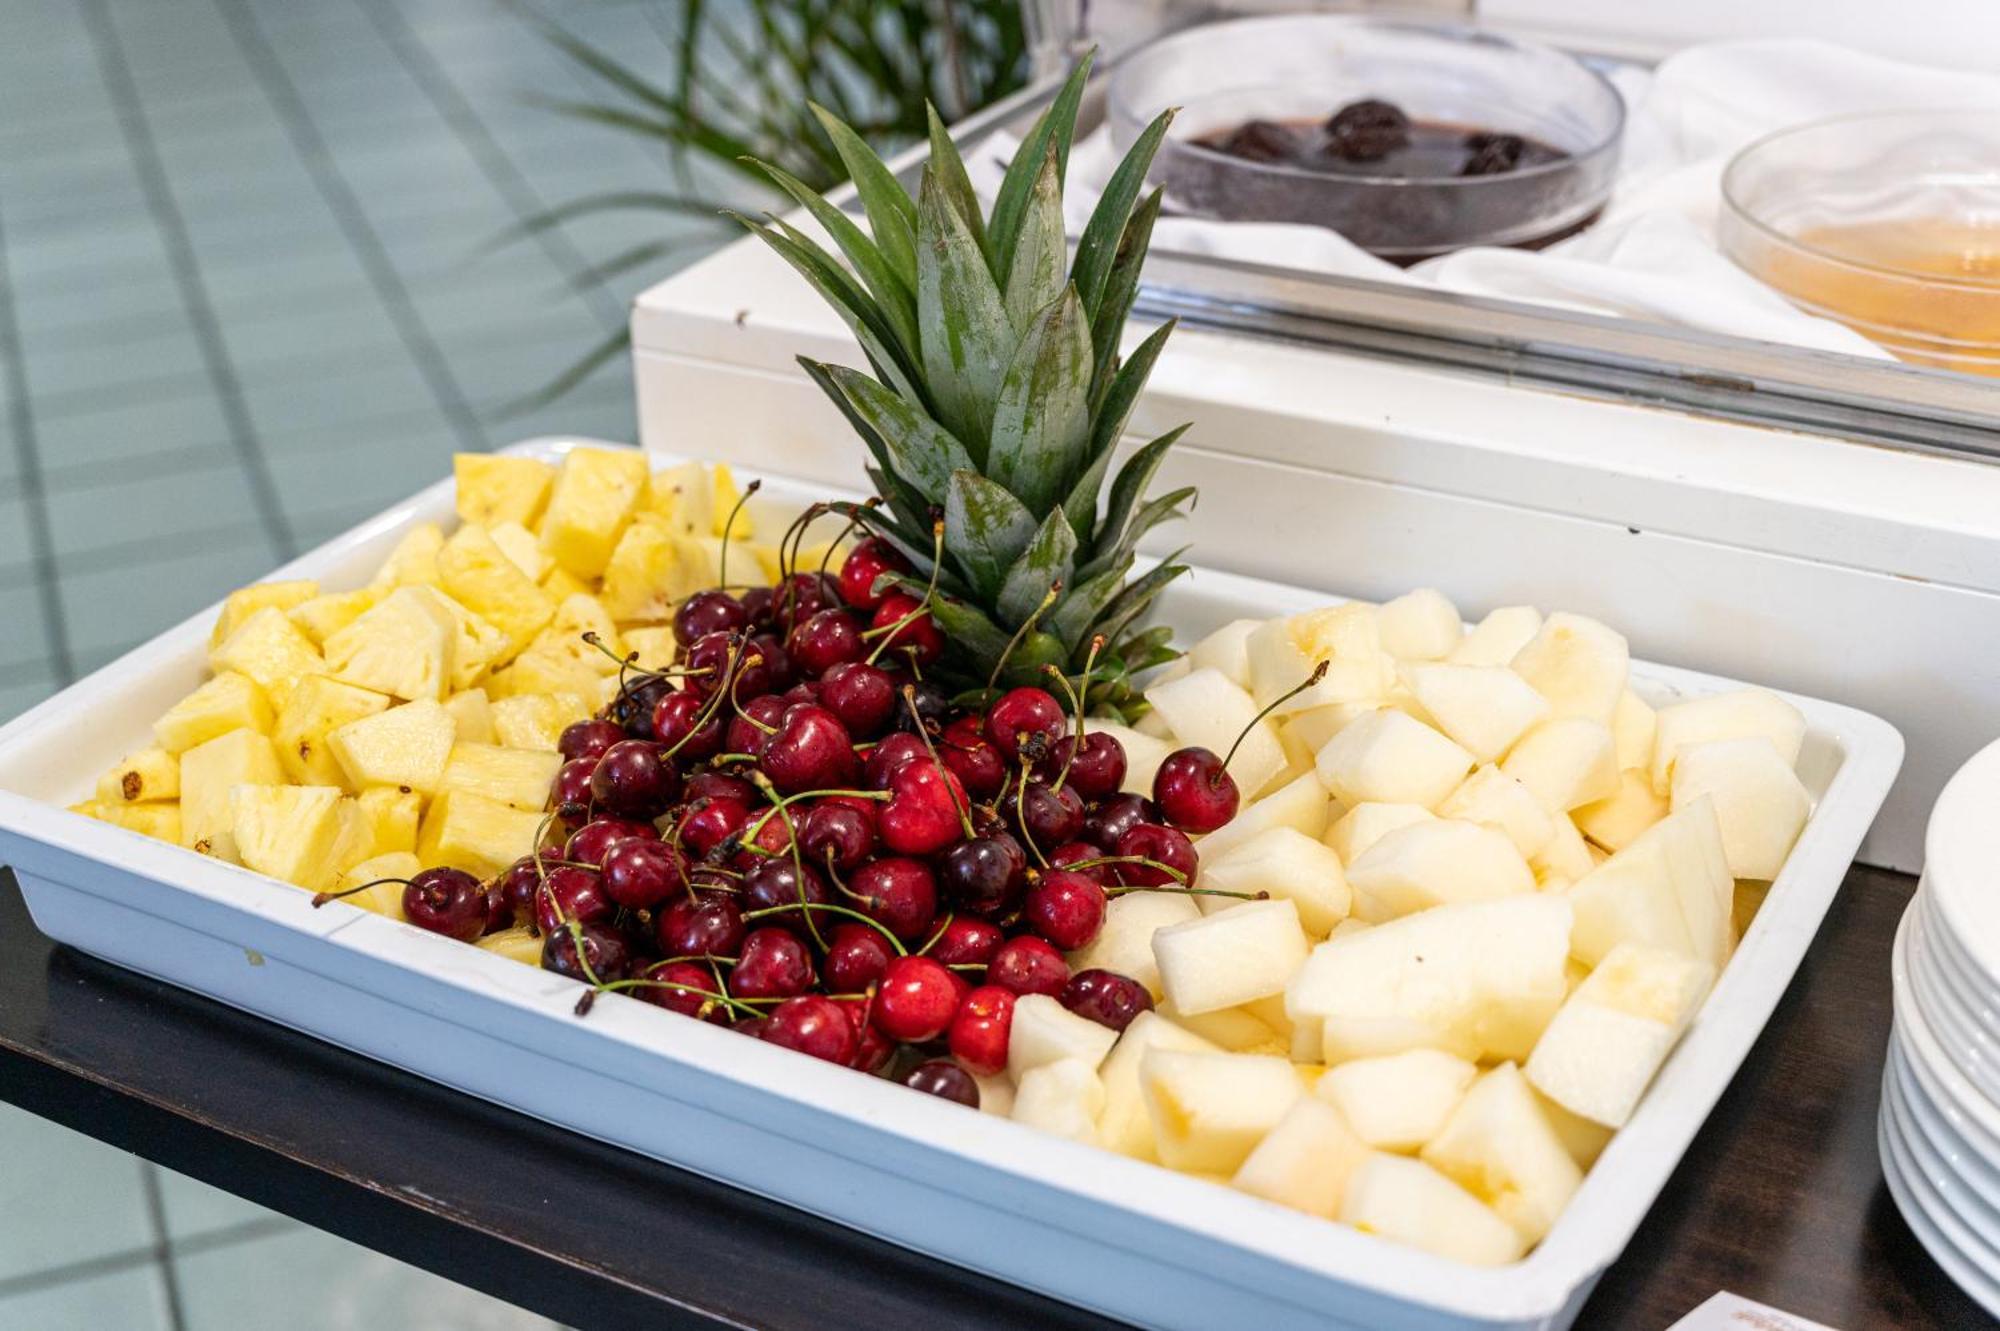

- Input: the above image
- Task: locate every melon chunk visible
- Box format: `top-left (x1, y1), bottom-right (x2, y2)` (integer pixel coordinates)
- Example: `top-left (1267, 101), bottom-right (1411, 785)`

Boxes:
top-left (1325, 802), bottom-right (1435, 865)
top-left (1139, 1049), bottom-right (1302, 1174)
top-left (1338, 1154), bottom-right (1524, 1266)
top-left (1066, 890), bottom-right (1201, 999)
top-left (1316, 1049), bottom-right (1477, 1153)
top-left (1399, 662), bottom-right (1549, 763)
top-left (1669, 738), bottom-right (1811, 880)
top-left (1186, 618), bottom-right (1262, 687)
top-left (1509, 612), bottom-right (1627, 725)
top-left (1573, 769), bottom-right (1668, 853)
top-left (1233, 1097), bottom-right (1370, 1217)
top-left (1011, 1058), bottom-right (1104, 1146)
top-left (1193, 770), bottom-right (1331, 865)
top-left (1007, 993), bottom-right (1117, 1079)
top-left (1246, 606), bottom-right (1391, 712)
top-left (1438, 766), bottom-right (1555, 859)
top-left (1530, 813), bottom-right (1595, 884)
top-left (1153, 899), bottom-right (1310, 1016)
top-left (1315, 709), bottom-right (1472, 810)
top-left (1648, 689), bottom-right (1806, 795)
top-left (1421, 1063), bottom-right (1582, 1245)
top-left (1198, 826), bottom-right (1350, 937)
top-left (1502, 718), bottom-right (1619, 812)
top-left (1347, 819), bottom-right (1535, 922)
top-left (1096, 1012), bottom-right (1220, 1161)
top-left (1083, 719), bottom-right (1172, 798)
top-left (1526, 942), bottom-right (1714, 1128)
top-left (1568, 798), bottom-right (1732, 968)
top-left (1145, 667), bottom-right (1286, 798)
top-left (1449, 606), bottom-right (1543, 668)
top-left (1377, 588), bottom-right (1462, 662)
top-left (1611, 689), bottom-right (1657, 772)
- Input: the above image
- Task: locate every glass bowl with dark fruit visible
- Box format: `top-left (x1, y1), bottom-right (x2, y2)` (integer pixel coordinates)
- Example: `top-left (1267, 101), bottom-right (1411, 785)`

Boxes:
top-left (1107, 14), bottom-right (1624, 263)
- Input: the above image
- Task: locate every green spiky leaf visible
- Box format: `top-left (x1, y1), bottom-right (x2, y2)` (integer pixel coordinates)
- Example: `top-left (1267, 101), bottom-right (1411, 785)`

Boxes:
top-left (807, 102), bottom-right (918, 285)
top-left (1048, 553), bottom-right (1135, 651)
top-left (1061, 320), bottom-right (1176, 540)
top-left (1002, 141), bottom-right (1065, 335)
top-left (986, 286), bottom-right (1092, 515)
top-left (747, 159), bottom-right (917, 355)
top-left (1093, 425), bottom-right (1188, 561)
top-left (741, 216), bottom-right (928, 410)
top-left (997, 509), bottom-right (1078, 628)
top-left (1073, 109), bottom-right (1174, 322)
top-left (988, 53), bottom-right (1093, 283)
top-left (926, 593), bottom-right (1014, 663)
top-left (926, 105), bottom-right (988, 259)
top-left (944, 470), bottom-right (1038, 600)
top-left (813, 363), bottom-right (976, 505)
top-left (916, 167), bottom-right (1012, 456)
top-left (1090, 188), bottom-right (1164, 404)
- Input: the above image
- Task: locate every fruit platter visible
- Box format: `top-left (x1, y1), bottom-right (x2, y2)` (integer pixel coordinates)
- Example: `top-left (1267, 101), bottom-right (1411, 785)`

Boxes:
top-left (0, 60), bottom-right (1901, 1331)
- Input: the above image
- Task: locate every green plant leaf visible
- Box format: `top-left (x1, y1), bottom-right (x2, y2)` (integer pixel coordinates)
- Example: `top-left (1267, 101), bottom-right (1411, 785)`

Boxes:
top-left (988, 52), bottom-right (1093, 283)
top-left (816, 364), bottom-right (976, 505)
top-left (1001, 140), bottom-right (1065, 336)
top-left (997, 509), bottom-right (1078, 628)
top-left (926, 104), bottom-right (988, 261)
top-left (747, 158), bottom-right (918, 357)
top-left (741, 214), bottom-right (928, 410)
top-left (986, 286), bottom-right (1092, 514)
top-left (1083, 484), bottom-right (1194, 583)
top-left (1073, 109), bottom-right (1174, 323)
top-left (807, 102), bottom-right (919, 285)
top-left (1047, 552), bottom-right (1134, 652)
top-left (1095, 553), bottom-right (1190, 650)
top-left (1090, 188), bottom-right (1164, 404)
top-left (943, 470), bottom-right (1037, 600)
top-left (926, 594), bottom-right (1014, 663)
top-left (1091, 424), bottom-right (1187, 560)
top-left (1059, 319), bottom-right (1176, 540)
top-left (916, 166), bottom-right (1012, 456)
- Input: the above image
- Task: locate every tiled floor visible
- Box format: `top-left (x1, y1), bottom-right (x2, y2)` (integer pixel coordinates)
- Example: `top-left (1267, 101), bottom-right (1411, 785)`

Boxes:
top-left (0, 0), bottom-right (749, 1324)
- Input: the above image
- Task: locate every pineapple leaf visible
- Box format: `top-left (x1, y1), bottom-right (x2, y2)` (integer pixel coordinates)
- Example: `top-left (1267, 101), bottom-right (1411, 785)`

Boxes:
top-left (1094, 552), bottom-right (1189, 650)
top-left (1047, 552), bottom-right (1134, 652)
top-left (746, 159), bottom-right (918, 356)
top-left (1090, 188), bottom-right (1164, 404)
top-left (1082, 484), bottom-right (1195, 583)
top-left (814, 363), bottom-right (976, 506)
top-left (1073, 109), bottom-right (1175, 323)
top-left (807, 102), bottom-right (918, 285)
top-left (986, 286), bottom-right (1092, 515)
top-left (799, 357), bottom-right (898, 483)
top-left (988, 52), bottom-right (1094, 284)
top-left (856, 471), bottom-right (933, 549)
top-left (1060, 319), bottom-right (1176, 540)
top-left (996, 509), bottom-right (1078, 628)
top-left (944, 470), bottom-right (1038, 600)
top-left (916, 167), bottom-right (1012, 458)
top-left (741, 215), bottom-right (928, 410)
top-left (926, 105), bottom-right (988, 260)
top-left (1001, 141), bottom-right (1066, 336)
top-left (1091, 424), bottom-right (1188, 561)
top-left (925, 593), bottom-right (1015, 662)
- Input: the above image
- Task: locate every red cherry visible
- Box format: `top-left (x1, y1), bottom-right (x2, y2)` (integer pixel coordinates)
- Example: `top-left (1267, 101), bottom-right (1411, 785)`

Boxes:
top-left (1060, 968), bottom-right (1154, 1032)
top-left (985, 935), bottom-right (1070, 997)
top-left (773, 572), bottom-right (838, 632)
top-left (533, 865), bottom-right (613, 935)
top-left (985, 687), bottom-right (1065, 764)
top-left (762, 994), bottom-right (860, 1065)
top-left (1153, 746), bottom-right (1240, 834)
top-left (947, 985), bottom-right (1016, 1076)
top-left (835, 997), bottom-right (896, 1072)
top-left (401, 868), bottom-right (488, 942)
top-left (563, 816), bottom-right (658, 868)
top-left (818, 660), bottom-right (898, 738)
top-left (730, 928), bottom-right (815, 999)
top-left (873, 955), bottom-right (961, 1043)
top-left (869, 592), bottom-right (944, 668)
top-left (550, 758), bottom-right (596, 824)
top-left (600, 838), bottom-right (686, 909)
top-left (929, 915), bottom-right (1005, 968)
top-left (635, 959), bottom-right (730, 1022)
top-left (673, 589), bottom-right (748, 647)
top-left (742, 632), bottom-right (794, 696)
top-left (726, 693), bottom-right (788, 759)
top-left (1048, 840), bottom-right (1105, 879)
top-left (787, 608), bottom-right (867, 677)
top-left (864, 731), bottom-right (930, 789)
top-left (837, 536), bottom-right (909, 611)
top-left (936, 835), bottom-right (1028, 917)
top-left (940, 715), bottom-right (1006, 799)
top-left (655, 894), bottom-right (747, 959)
top-left (879, 759), bottom-right (967, 856)
top-left (1085, 793), bottom-right (1159, 852)
top-left (850, 856), bottom-right (939, 940)
top-left (542, 921), bottom-right (632, 984)
top-left (798, 801), bottom-right (875, 873)
top-left (651, 690), bottom-right (723, 758)
top-left (904, 1059), bottom-right (979, 1106)
top-left (759, 703), bottom-right (859, 794)
top-left (740, 858), bottom-right (831, 936)
top-left (559, 718), bottom-right (625, 764)
top-left (1044, 732), bottom-right (1128, 801)
top-left (822, 922), bottom-right (896, 992)
top-left (1015, 779), bottom-right (1085, 848)
top-left (1115, 822), bottom-right (1199, 888)
top-left (1025, 869), bottom-right (1107, 950)
top-left (686, 771), bottom-right (756, 804)
top-left (590, 739), bottom-right (681, 818)
top-left (679, 796), bottom-right (752, 857)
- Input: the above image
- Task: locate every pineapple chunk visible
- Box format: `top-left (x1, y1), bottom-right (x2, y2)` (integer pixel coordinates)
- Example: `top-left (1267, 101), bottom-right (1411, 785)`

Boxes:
top-left (231, 785), bottom-right (365, 892)
top-left (710, 463), bottom-right (754, 539)
top-left (529, 594), bottom-right (623, 679)
top-left (325, 586), bottom-right (457, 701)
top-left (155, 672), bottom-right (273, 754)
top-left (485, 644), bottom-right (602, 700)
top-left (600, 520), bottom-right (718, 623)
top-left (644, 459), bottom-right (713, 535)
top-left (418, 789), bottom-right (545, 878)
top-left (72, 800), bottom-right (182, 842)
top-left (356, 786), bottom-right (421, 855)
top-left (442, 741), bottom-right (563, 811)
top-left (491, 692), bottom-right (591, 750)
top-left (273, 675), bottom-right (392, 786)
top-left (444, 689), bottom-right (495, 744)
top-left (209, 608), bottom-right (323, 709)
top-left (288, 587), bottom-right (382, 645)
top-left (478, 926), bottom-right (544, 966)
top-left (335, 851), bottom-right (419, 919)
top-left (539, 565), bottom-right (590, 603)
top-left (327, 700), bottom-right (456, 797)
top-left (436, 522), bottom-right (555, 656)
top-left (539, 447), bottom-right (649, 578)
top-left (96, 747), bottom-right (180, 804)
top-left (428, 589), bottom-right (509, 690)
top-left (623, 627), bottom-right (678, 672)
top-left (455, 453), bottom-right (554, 528)
top-left (369, 523), bottom-right (446, 588)
top-left (488, 521), bottom-right (549, 581)
top-left (209, 579), bottom-right (318, 649)
top-left (180, 728), bottom-right (285, 862)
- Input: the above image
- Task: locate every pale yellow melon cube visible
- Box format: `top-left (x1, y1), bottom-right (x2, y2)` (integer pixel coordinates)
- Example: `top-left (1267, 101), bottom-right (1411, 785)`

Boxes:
top-left (442, 741), bottom-right (563, 811)
top-left (273, 674), bottom-right (392, 786)
top-left (209, 579), bottom-right (319, 649)
top-left (455, 453), bottom-right (554, 528)
top-left (96, 747), bottom-right (180, 805)
top-left (418, 789), bottom-right (544, 878)
top-left (325, 586), bottom-right (457, 701)
top-left (327, 700), bottom-right (456, 796)
top-left (209, 608), bottom-right (323, 709)
top-left (540, 447), bottom-right (649, 578)
top-left (180, 728), bottom-right (285, 862)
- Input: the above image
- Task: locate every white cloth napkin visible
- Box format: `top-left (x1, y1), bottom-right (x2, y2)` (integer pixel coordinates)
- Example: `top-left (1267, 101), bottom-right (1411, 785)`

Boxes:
top-left (966, 39), bottom-right (2000, 358)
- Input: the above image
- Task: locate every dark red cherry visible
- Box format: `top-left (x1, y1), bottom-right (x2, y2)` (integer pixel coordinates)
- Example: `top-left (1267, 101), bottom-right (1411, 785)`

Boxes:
top-left (870, 592), bottom-right (944, 668)
top-left (1047, 841), bottom-right (1105, 879)
top-left (1045, 732), bottom-right (1127, 802)
top-left (818, 660), bottom-right (897, 737)
top-left (542, 920), bottom-right (633, 984)
top-left (743, 632), bottom-right (794, 695)
top-left (947, 985), bottom-right (1015, 1076)
top-left (683, 630), bottom-right (741, 698)
top-left (986, 687), bottom-right (1065, 764)
top-left (774, 571), bottom-right (838, 631)
top-left (600, 837), bottom-right (686, 910)
top-left (864, 731), bottom-right (929, 789)
top-left (651, 690), bottom-right (723, 759)
top-left (1153, 746), bottom-right (1240, 834)
top-left (559, 718), bottom-right (625, 765)
top-left (940, 715), bottom-right (1006, 799)
top-left (401, 867), bottom-right (487, 942)
top-left (822, 922), bottom-right (896, 992)
top-left (893, 678), bottom-right (952, 736)
top-left (739, 585), bottom-right (777, 628)
top-left (937, 835), bottom-right (1027, 917)
top-left (759, 704), bottom-right (859, 795)
top-left (841, 999), bottom-right (895, 1072)
top-left (550, 758), bottom-right (596, 824)
top-left (787, 608), bottom-right (866, 677)
top-left (873, 955), bottom-right (960, 1043)
top-left (929, 915), bottom-right (1005, 968)
top-left (1060, 968), bottom-right (1154, 1032)
top-left (798, 801), bottom-right (875, 873)
top-left (1024, 869), bottom-right (1106, 950)
top-left (636, 959), bottom-right (730, 1022)
top-left (674, 589), bottom-right (748, 647)
top-left (563, 816), bottom-right (657, 868)
top-left (679, 796), bottom-right (752, 857)
top-left (1086, 793), bottom-right (1160, 853)
top-left (851, 857), bottom-right (938, 941)
top-left (1016, 780), bottom-right (1085, 848)
top-left (590, 740), bottom-right (680, 818)
top-left (495, 855), bottom-right (547, 923)
top-left (879, 759), bottom-right (967, 857)
top-left (685, 771), bottom-right (756, 805)
top-left (607, 675), bottom-right (672, 737)
top-left (762, 994), bottom-right (860, 1065)
top-left (1115, 822), bottom-right (1199, 888)
top-left (985, 935), bottom-right (1070, 997)
top-left (730, 928), bottom-right (814, 999)
top-left (656, 893), bottom-right (747, 959)
top-left (904, 1059), bottom-right (979, 1107)
top-left (740, 858), bottom-right (831, 936)
top-left (837, 535), bottom-right (909, 611)
top-left (726, 693), bottom-right (788, 759)
top-left (533, 865), bottom-right (613, 935)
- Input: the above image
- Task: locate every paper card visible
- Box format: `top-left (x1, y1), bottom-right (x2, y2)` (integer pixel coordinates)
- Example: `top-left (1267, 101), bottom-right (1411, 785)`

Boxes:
top-left (1668, 1291), bottom-right (1839, 1331)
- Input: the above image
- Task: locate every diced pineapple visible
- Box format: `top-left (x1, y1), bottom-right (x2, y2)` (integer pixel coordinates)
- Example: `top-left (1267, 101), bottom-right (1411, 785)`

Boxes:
top-left (442, 741), bottom-right (563, 811)
top-left (488, 521), bottom-right (549, 581)
top-left (209, 579), bottom-right (319, 649)
top-left (484, 645), bottom-right (601, 701)
top-left (95, 747), bottom-right (180, 804)
top-left (273, 675), bottom-right (392, 786)
top-left (336, 851), bottom-right (419, 919)
top-left (645, 459), bottom-right (713, 535)
top-left (436, 522), bottom-right (555, 656)
top-left (72, 800), bottom-right (182, 842)
top-left (418, 789), bottom-right (545, 878)
top-left (491, 692), bottom-right (591, 751)
top-left (707, 463), bottom-right (751, 538)
top-left (356, 786), bottom-right (421, 856)
top-left (231, 785), bottom-right (363, 891)
top-left (155, 672), bottom-right (273, 754)
top-left (599, 519), bottom-right (719, 623)
top-left (180, 728), bottom-right (285, 862)
top-left (622, 627), bottom-right (678, 672)
top-left (539, 565), bottom-right (590, 603)
top-left (539, 447), bottom-right (649, 578)
top-left (327, 700), bottom-right (456, 797)
top-left (478, 926), bottom-right (544, 966)
top-left (369, 523), bottom-right (446, 588)
top-left (209, 608), bottom-right (323, 709)
top-left (288, 587), bottom-right (383, 645)
top-left (444, 689), bottom-right (495, 744)
top-left (455, 453), bottom-right (554, 528)
top-left (324, 586), bottom-right (457, 701)
top-left (426, 588), bottom-right (509, 690)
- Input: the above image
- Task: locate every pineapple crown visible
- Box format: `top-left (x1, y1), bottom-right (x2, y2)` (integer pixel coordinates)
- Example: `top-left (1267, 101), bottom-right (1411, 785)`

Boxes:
top-left (735, 55), bottom-right (1189, 714)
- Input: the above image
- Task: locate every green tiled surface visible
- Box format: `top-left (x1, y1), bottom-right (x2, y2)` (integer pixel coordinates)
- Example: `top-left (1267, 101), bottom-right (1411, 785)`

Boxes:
top-left (0, 1), bottom-right (743, 1324)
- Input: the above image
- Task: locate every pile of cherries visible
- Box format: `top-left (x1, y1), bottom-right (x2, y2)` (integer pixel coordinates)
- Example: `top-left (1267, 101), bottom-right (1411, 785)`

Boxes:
top-left (351, 531), bottom-right (1262, 1109)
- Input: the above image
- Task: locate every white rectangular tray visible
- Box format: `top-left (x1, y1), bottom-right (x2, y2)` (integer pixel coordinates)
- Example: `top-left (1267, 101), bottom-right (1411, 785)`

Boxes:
top-left (0, 439), bottom-right (1902, 1331)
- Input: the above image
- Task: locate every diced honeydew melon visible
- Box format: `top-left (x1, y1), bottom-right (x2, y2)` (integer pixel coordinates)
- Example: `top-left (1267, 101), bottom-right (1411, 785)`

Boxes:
top-left (1325, 803), bottom-right (1435, 865)
top-left (1377, 588), bottom-right (1463, 662)
top-left (1611, 689), bottom-right (1657, 772)
top-left (1288, 895), bottom-right (1573, 1064)
top-left (1232, 1097), bottom-right (1370, 1218)
top-left (1246, 608), bottom-right (1391, 714)
top-left (1153, 899), bottom-right (1311, 1016)
top-left (1669, 738), bottom-right (1811, 880)
top-left (1283, 700), bottom-right (1383, 755)
top-left (1066, 890), bottom-right (1202, 999)
top-left (1192, 770), bottom-right (1331, 865)
top-left (1144, 668), bottom-right (1286, 799)
top-left (1139, 1049), bottom-right (1303, 1174)
top-left (1096, 1011), bottom-right (1221, 1160)
top-left (1337, 1154), bottom-right (1524, 1266)
top-left (1437, 766), bottom-right (1555, 859)
top-left (1501, 719), bottom-right (1619, 811)
top-left (1011, 1058), bottom-right (1105, 1145)
top-left (1316, 1048), bottom-right (1477, 1153)
top-left (1530, 813), bottom-right (1595, 884)
top-left (180, 727), bottom-right (285, 862)
top-left (1187, 618), bottom-right (1262, 688)
top-left (1243, 993), bottom-right (1295, 1044)
top-left (1567, 798), bottom-right (1732, 968)
top-left (1573, 770), bottom-right (1668, 853)
top-left (974, 1073), bottom-right (1015, 1118)
top-left (1421, 1063), bottom-right (1582, 1245)
top-left (1448, 606), bottom-right (1543, 668)
top-left (1525, 942), bottom-right (1714, 1128)
top-left (1007, 993), bottom-right (1118, 1080)
top-left (1648, 688), bottom-right (1806, 795)
top-left (1315, 710), bottom-right (1473, 810)
top-left (1329, 918), bottom-right (1374, 940)
top-left (1156, 999), bottom-right (1285, 1054)
top-left (1134, 708), bottom-right (1174, 740)
top-left (1347, 819), bottom-right (1535, 922)
top-left (1397, 662), bottom-right (1550, 763)
top-left (1198, 827), bottom-right (1351, 937)
top-left (1083, 719), bottom-right (1172, 798)
top-left (1535, 1089), bottom-right (1614, 1168)
top-left (1509, 612), bottom-right (1628, 725)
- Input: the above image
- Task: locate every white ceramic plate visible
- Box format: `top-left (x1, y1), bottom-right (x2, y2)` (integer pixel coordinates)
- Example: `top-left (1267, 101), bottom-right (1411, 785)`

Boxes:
top-left (1888, 1038), bottom-right (2000, 1218)
top-left (1914, 740), bottom-right (2000, 991)
top-left (1903, 902), bottom-right (2000, 1104)
top-left (1879, 1063), bottom-right (2000, 1317)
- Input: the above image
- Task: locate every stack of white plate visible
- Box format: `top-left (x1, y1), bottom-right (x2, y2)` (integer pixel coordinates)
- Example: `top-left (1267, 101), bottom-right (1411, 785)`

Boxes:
top-left (1881, 738), bottom-right (2000, 1317)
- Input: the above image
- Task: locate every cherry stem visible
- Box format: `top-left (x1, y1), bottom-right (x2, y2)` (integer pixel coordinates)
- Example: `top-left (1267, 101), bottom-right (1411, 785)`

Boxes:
top-left (817, 500), bottom-right (878, 585)
top-left (1039, 662), bottom-right (1088, 794)
top-left (1105, 883), bottom-right (1268, 900)
top-left (776, 500), bottom-right (830, 587)
top-left (716, 478), bottom-right (761, 589)
top-left (914, 912), bottom-right (953, 957)
top-left (902, 685), bottom-right (974, 839)
top-left (986, 579), bottom-right (1064, 693)
top-left (862, 518), bottom-right (946, 667)
top-left (778, 804), bottom-right (828, 951)
top-left (1061, 854), bottom-right (1195, 887)
top-left (1217, 660), bottom-right (1329, 782)
top-left (739, 776), bottom-right (888, 847)
top-left (309, 876), bottom-right (407, 908)
top-left (661, 636), bottom-right (756, 763)
top-left (739, 900), bottom-right (907, 955)
top-left (583, 973), bottom-right (759, 1020)
top-left (1014, 760), bottom-right (1048, 868)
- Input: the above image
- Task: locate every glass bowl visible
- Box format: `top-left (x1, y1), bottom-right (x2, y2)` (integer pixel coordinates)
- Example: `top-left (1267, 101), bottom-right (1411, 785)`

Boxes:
top-left (1106, 14), bottom-right (1624, 263)
top-left (1720, 110), bottom-right (2000, 376)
